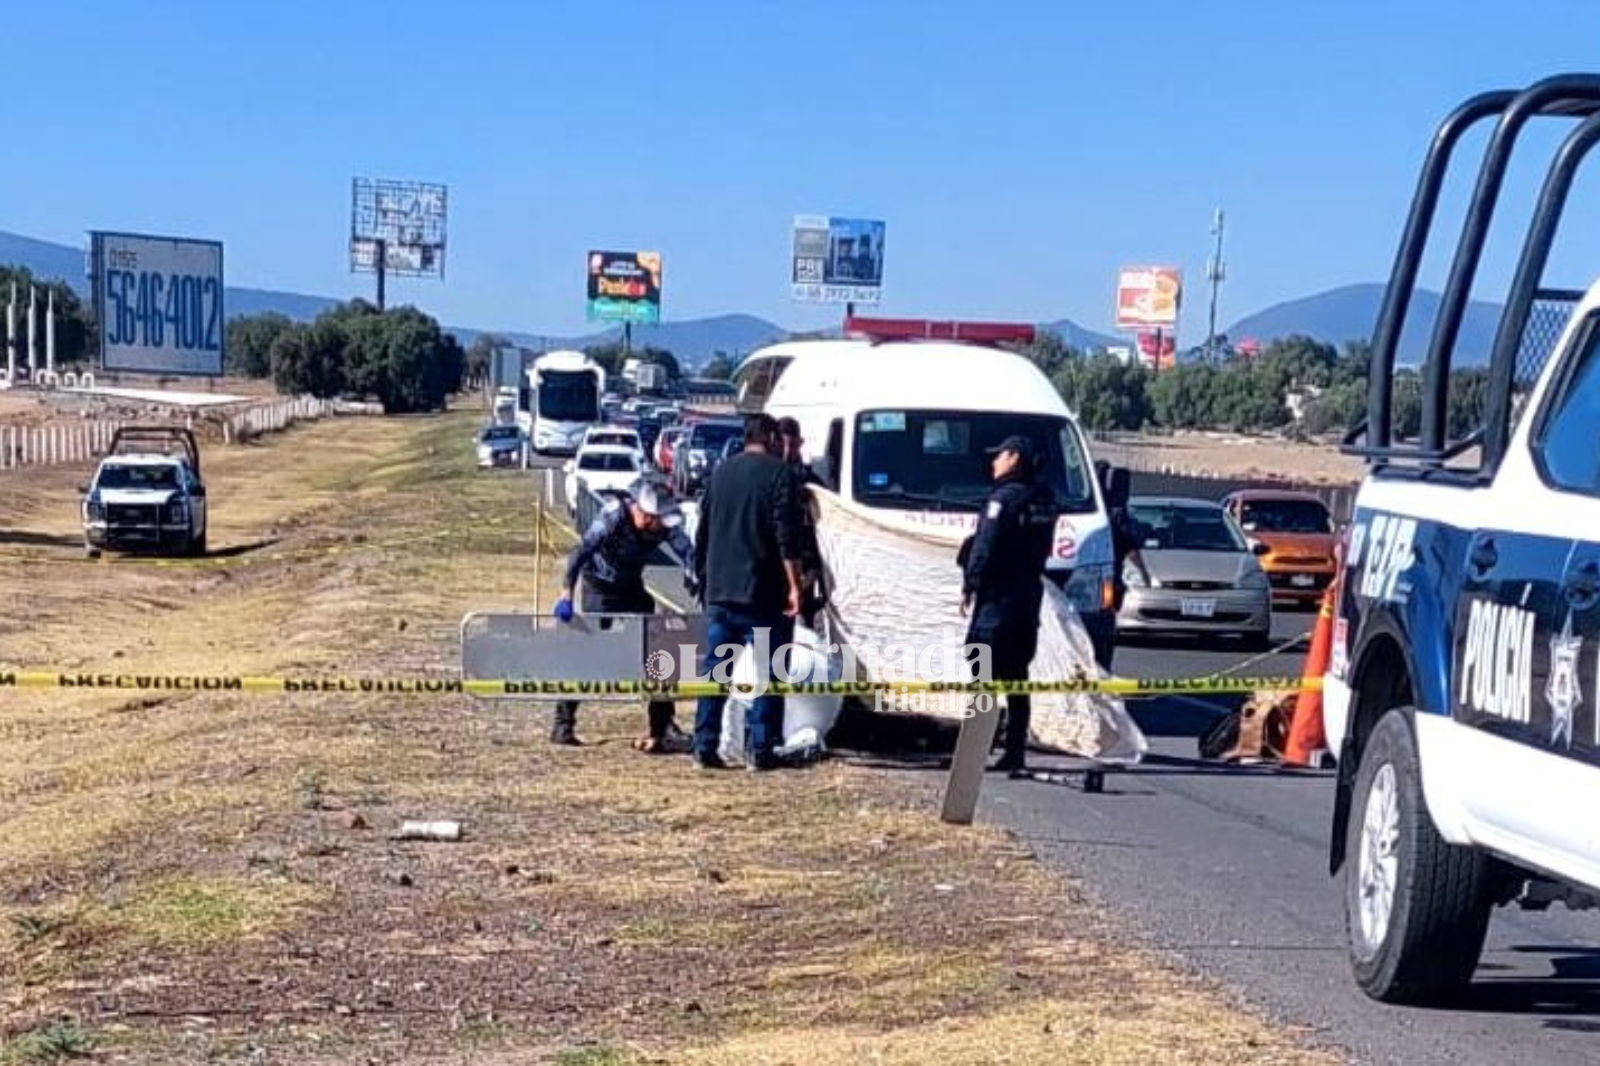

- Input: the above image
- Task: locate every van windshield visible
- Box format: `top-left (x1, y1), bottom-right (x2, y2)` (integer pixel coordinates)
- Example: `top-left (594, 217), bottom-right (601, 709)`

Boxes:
top-left (851, 410), bottom-right (1095, 513)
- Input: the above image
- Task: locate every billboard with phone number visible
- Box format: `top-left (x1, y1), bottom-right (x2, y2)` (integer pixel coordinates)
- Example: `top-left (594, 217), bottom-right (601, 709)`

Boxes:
top-left (792, 215), bottom-right (885, 303)
top-left (587, 250), bottom-right (662, 324)
top-left (91, 232), bottom-right (225, 376)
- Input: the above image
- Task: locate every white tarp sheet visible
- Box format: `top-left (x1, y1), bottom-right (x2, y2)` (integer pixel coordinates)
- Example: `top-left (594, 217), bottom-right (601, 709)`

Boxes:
top-left (808, 487), bottom-right (1147, 764)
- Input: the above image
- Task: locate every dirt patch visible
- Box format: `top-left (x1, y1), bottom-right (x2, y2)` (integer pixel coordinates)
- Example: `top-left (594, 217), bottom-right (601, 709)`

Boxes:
top-left (0, 410), bottom-right (1342, 1064)
top-left (1094, 431), bottom-right (1364, 486)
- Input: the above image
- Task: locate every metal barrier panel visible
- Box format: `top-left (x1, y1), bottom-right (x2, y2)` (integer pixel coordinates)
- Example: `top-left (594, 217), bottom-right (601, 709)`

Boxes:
top-left (645, 614), bottom-right (710, 683)
top-left (460, 611), bottom-right (651, 702)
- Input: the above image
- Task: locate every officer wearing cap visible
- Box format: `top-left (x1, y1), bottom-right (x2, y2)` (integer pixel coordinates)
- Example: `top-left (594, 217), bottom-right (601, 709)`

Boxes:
top-left (552, 479), bottom-right (699, 749)
top-left (959, 434), bottom-right (1058, 775)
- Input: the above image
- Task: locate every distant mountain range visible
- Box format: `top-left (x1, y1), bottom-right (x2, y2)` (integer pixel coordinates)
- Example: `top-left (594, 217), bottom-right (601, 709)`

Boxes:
top-left (1225, 282), bottom-right (1510, 367)
top-left (0, 229), bottom-right (1524, 367)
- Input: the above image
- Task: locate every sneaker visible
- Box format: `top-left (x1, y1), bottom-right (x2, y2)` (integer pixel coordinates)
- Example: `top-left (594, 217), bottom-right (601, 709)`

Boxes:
top-left (692, 752), bottom-right (728, 771)
top-left (745, 752), bottom-right (781, 773)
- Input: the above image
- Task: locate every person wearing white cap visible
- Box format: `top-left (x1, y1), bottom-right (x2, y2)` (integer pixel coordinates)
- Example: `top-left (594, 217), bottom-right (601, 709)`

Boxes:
top-left (553, 478), bottom-right (700, 748)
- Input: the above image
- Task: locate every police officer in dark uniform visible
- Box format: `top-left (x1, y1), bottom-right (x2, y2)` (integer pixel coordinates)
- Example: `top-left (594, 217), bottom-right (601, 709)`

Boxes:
top-left (959, 434), bottom-right (1058, 775)
top-left (552, 479), bottom-right (699, 748)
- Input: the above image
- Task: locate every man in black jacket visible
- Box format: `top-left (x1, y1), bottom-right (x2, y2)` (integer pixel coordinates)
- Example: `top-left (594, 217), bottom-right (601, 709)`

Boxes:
top-left (777, 416), bottom-right (827, 626)
top-left (552, 480), bottom-right (698, 748)
top-left (960, 434), bottom-right (1058, 775)
top-left (692, 413), bottom-right (804, 771)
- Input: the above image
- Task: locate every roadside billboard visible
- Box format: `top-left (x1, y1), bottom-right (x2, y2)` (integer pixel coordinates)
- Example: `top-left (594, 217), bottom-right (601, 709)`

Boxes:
top-left (792, 215), bottom-right (885, 303)
top-left (1115, 266), bottom-right (1182, 330)
top-left (90, 231), bottom-right (225, 375)
top-left (587, 251), bottom-right (662, 324)
top-left (1136, 330), bottom-right (1176, 370)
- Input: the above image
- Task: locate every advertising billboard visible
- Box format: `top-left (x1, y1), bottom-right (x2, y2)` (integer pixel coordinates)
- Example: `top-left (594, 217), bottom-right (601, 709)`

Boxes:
top-left (587, 251), bottom-right (662, 324)
top-left (350, 178), bottom-right (448, 279)
top-left (90, 231), bottom-right (225, 376)
top-left (792, 215), bottom-right (886, 304)
top-left (1136, 330), bottom-right (1177, 370)
top-left (1115, 266), bottom-right (1182, 330)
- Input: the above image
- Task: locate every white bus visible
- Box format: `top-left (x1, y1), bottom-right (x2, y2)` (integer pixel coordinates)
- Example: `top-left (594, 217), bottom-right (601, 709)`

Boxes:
top-left (519, 350), bottom-right (605, 456)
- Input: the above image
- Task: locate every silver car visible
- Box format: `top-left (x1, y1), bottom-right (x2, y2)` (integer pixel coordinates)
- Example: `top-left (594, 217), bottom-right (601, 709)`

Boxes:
top-left (1116, 496), bottom-right (1272, 649)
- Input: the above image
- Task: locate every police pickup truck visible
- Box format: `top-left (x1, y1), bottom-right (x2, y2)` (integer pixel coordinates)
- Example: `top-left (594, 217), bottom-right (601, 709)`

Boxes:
top-left (1326, 75), bottom-right (1600, 1005)
top-left (81, 427), bottom-right (207, 557)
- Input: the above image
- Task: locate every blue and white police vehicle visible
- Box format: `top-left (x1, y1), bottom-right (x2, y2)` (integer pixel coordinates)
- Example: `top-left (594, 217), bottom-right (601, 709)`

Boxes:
top-left (1327, 74), bottom-right (1600, 1004)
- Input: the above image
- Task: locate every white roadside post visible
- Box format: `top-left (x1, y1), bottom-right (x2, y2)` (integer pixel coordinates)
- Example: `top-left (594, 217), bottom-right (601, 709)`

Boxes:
top-left (940, 694), bottom-right (1003, 825)
top-left (45, 288), bottom-right (56, 377)
top-left (5, 282), bottom-right (15, 383)
top-left (26, 285), bottom-right (37, 379)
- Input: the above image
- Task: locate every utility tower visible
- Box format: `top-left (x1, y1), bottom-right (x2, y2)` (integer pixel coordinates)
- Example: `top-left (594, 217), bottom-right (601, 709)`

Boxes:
top-left (1206, 208), bottom-right (1227, 361)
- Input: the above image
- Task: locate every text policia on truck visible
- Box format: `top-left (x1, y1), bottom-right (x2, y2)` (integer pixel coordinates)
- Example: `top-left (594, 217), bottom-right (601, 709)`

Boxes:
top-left (517, 349), bottom-right (605, 457)
top-left (732, 323), bottom-right (1126, 670)
top-left (1325, 74), bottom-right (1600, 1007)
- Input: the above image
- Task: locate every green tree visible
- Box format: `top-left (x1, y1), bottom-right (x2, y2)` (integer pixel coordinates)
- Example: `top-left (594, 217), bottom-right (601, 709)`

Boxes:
top-left (701, 350), bottom-right (735, 380)
top-left (1020, 330), bottom-right (1076, 376)
top-left (0, 265), bottom-right (93, 366)
top-left (344, 307), bottom-right (464, 413)
top-left (1053, 354), bottom-right (1150, 431)
top-left (1393, 372), bottom-right (1423, 439)
top-left (1300, 380), bottom-right (1366, 437)
top-left (1447, 367), bottom-right (1490, 441)
top-left (1149, 363), bottom-right (1221, 429)
top-left (270, 319), bottom-right (347, 398)
top-left (225, 312), bottom-right (294, 378)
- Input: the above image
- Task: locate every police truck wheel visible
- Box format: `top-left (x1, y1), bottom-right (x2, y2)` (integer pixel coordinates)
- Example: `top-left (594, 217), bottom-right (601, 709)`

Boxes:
top-left (1344, 708), bottom-right (1492, 1004)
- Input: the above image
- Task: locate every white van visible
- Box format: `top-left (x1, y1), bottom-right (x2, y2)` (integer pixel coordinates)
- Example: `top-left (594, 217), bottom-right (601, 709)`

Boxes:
top-left (735, 338), bottom-right (1125, 667)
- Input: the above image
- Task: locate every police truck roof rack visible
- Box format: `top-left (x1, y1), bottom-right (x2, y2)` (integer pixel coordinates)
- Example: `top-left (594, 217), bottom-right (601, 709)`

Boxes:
top-left (107, 426), bottom-right (201, 477)
top-left (1345, 73), bottom-right (1600, 481)
top-left (842, 315), bottom-right (1037, 346)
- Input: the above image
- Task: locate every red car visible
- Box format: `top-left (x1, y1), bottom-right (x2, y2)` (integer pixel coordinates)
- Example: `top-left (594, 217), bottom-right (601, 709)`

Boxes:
top-left (655, 426), bottom-right (686, 475)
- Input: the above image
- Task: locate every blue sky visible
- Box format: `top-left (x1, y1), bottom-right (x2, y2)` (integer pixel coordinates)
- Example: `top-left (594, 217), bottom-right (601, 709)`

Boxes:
top-left (6, 0), bottom-right (1600, 340)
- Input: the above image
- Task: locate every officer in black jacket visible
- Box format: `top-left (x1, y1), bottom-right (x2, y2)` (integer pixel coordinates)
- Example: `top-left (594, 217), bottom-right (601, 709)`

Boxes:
top-left (959, 434), bottom-right (1058, 775)
top-left (552, 479), bottom-right (699, 747)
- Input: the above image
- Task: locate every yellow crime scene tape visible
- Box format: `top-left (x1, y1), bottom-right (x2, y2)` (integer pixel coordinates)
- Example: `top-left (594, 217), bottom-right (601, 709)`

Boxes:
top-left (0, 669), bottom-right (1318, 698)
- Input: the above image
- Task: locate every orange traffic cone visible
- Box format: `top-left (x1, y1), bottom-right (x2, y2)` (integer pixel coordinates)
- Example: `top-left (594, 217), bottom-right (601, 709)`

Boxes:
top-left (1283, 582), bottom-right (1335, 767)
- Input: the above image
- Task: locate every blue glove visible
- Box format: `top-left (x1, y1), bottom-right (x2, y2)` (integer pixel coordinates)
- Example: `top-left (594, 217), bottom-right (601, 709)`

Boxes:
top-left (554, 597), bottom-right (574, 623)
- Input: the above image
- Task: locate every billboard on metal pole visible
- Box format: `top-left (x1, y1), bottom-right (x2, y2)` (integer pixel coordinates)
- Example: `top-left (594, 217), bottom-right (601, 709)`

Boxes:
top-left (792, 215), bottom-right (885, 304)
top-left (350, 178), bottom-right (448, 278)
top-left (1115, 265), bottom-right (1182, 330)
top-left (586, 251), bottom-right (662, 324)
top-left (1136, 330), bottom-right (1177, 370)
top-left (89, 231), bottom-right (225, 376)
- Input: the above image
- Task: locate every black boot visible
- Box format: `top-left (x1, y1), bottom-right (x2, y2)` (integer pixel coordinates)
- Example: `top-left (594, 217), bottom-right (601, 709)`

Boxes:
top-left (992, 696), bottom-right (1031, 776)
top-left (550, 702), bottom-right (579, 746)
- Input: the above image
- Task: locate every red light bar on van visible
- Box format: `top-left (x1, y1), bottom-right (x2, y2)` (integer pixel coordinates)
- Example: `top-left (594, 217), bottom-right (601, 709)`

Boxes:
top-left (843, 316), bottom-right (1037, 345)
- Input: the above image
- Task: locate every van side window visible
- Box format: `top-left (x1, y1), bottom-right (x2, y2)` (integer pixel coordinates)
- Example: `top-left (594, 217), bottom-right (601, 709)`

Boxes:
top-left (734, 356), bottom-right (794, 413)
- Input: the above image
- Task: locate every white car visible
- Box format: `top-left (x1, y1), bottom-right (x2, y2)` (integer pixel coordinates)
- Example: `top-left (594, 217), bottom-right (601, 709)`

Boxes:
top-left (579, 425), bottom-right (647, 467)
top-left (563, 445), bottom-right (644, 516)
